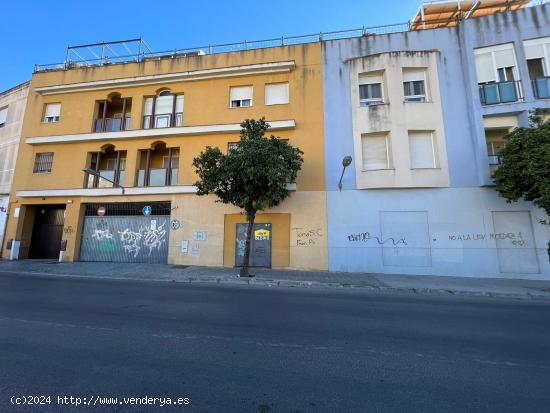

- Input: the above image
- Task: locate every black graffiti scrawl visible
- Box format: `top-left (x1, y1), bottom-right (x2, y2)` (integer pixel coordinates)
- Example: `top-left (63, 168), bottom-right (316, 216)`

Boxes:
top-left (347, 231), bottom-right (407, 246)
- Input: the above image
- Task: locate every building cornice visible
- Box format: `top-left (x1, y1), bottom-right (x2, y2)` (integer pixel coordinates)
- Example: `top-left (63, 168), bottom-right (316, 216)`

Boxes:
top-left (33, 61), bottom-right (296, 95)
top-left (16, 183), bottom-right (297, 198)
top-left (25, 119), bottom-right (296, 145)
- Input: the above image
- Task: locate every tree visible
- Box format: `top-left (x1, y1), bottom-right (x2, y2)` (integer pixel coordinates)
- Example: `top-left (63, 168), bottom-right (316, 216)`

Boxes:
top-left (192, 118), bottom-right (304, 277)
top-left (492, 112), bottom-right (550, 258)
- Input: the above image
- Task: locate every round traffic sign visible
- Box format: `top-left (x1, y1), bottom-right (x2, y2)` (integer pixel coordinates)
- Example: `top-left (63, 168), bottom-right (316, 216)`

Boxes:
top-left (142, 205), bottom-right (152, 216)
top-left (97, 206), bottom-right (106, 216)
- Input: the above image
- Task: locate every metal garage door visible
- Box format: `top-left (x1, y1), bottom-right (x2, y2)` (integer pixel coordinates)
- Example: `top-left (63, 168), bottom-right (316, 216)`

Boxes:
top-left (80, 202), bottom-right (169, 263)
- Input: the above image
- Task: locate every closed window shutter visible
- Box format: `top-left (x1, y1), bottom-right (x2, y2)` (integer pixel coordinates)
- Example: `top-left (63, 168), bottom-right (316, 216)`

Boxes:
top-left (494, 48), bottom-right (516, 69)
top-left (0, 108), bottom-right (7, 125)
top-left (230, 86), bottom-right (253, 101)
top-left (155, 95), bottom-right (174, 114)
top-left (175, 95), bottom-right (184, 113)
top-left (409, 132), bottom-right (435, 168)
top-left (44, 103), bottom-right (61, 118)
top-left (475, 52), bottom-right (495, 83)
top-left (265, 83), bottom-right (289, 105)
top-left (144, 98), bottom-right (154, 115)
top-left (403, 69), bottom-right (425, 83)
top-left (362, 135), bottom-right (388, 170)
top-left (524, 43), bottom-right (545, 60)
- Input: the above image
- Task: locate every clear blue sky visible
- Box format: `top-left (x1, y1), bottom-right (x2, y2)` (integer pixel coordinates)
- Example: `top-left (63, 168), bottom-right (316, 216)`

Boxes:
top-left (0, 0), bottom-right (419, 91)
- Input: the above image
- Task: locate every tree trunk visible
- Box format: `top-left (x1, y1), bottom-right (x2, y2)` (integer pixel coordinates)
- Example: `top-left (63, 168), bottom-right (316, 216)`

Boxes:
top-left (239, 211), bottom-right (256, 277)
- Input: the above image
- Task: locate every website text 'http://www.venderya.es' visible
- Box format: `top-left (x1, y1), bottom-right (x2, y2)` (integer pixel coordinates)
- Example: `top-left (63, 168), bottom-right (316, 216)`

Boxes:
top-left (10, 395), bottom-right (191, 408)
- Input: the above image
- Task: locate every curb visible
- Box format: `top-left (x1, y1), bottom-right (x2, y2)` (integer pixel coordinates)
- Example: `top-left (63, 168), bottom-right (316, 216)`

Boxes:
top-left (1, 269), bottom-right (549, 301)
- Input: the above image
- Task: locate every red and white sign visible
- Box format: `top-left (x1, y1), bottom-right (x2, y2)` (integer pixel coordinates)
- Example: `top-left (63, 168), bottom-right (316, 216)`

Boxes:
top-left (97, 207), bottom-right (106, 216)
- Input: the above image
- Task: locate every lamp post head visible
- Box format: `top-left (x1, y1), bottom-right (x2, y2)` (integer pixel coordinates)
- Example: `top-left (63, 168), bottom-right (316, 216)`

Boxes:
top-left (342, 156), bottom-right (352, 167)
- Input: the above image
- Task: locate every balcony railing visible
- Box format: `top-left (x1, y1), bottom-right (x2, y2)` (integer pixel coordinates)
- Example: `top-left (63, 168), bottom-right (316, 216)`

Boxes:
top-left (532, 77), bottom-right (550, 99)
top-left (136, 168), bottom-right (179, 187)
top-left (488, 155), bottom-right (502, 166)
top-left (94, 116), bottom-right (131, 132)
top-left (479, 81), bottom-right (523, 106)
top-left (143, 113), bottom-right (183, 129)
top-left (86, 169), bottom-right (126, 188)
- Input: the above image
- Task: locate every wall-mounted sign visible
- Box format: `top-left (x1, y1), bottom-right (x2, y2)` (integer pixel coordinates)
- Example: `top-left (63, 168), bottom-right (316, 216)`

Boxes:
top-left (181, 240), bottom-right (189, 253)
top-left (254, 229), bottom-right (270, 240)
top-left (171, 219), bottom-right (181, 230)
top-left (142, 205), bottom-right (152, 216)
top-left (194, 231), bottom-right (207, 241)
top-left (97, 206), bottom-right (106, 216)
top-left (14, 207), bottom-right (20, 218)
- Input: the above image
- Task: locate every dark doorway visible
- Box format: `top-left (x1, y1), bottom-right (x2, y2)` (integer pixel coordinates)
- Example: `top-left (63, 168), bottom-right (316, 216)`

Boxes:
top-left (235, 223), bottom-right (272, 268)
top-left (29, 205), bottom-right (65, 259)
top-left (527, 58), bottom-right (545, 79)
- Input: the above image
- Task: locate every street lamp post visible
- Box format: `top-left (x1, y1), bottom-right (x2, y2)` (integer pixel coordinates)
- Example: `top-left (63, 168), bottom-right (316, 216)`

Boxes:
top-left (338, 156), bottom-right (353, 191)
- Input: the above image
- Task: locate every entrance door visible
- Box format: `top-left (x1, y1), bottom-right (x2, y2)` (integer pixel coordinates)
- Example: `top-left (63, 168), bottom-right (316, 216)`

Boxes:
top-left (235, 223), bottom-right (272, 268)
top-left (29, 206), bottom-right (65, 259)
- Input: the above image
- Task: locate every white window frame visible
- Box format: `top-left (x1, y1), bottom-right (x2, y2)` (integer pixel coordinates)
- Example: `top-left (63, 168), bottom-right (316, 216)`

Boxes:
top-left (403, 69), bottom-right (428, 102)
top-left (524, 37), bottom-right (550, 77)
top-left (229, 86), bottom-right (253, 108)
top-left (43, 103), bottom-right (61, 123)
top-left (265, 82), bottom-right (289, 105)
top-left (408, 131), bottom-right (437, 169)
top-left (361, 134), bottom-right (391, 171)
top-left (474, 43), bottom-right (520, 84)
top-left (359, 83), bottom-right (383, 106)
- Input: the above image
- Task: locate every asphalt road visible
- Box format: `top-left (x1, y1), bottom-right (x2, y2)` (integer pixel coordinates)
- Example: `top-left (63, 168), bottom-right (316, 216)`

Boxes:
top-left (0, 272), bottom-right (549, 413)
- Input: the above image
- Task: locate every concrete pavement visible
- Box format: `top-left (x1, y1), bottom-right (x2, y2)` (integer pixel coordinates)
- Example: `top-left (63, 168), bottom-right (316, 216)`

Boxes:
top-left (1, 260), bottom-right (550, 300)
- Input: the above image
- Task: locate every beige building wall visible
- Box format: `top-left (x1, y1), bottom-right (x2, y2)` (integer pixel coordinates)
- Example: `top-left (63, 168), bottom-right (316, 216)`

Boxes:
top-left (348, 51), bottom-right (450, 190)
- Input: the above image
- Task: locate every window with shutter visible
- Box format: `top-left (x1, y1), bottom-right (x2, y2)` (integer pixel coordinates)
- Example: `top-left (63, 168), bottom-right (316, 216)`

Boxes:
top-left (230, 86), bottom-right (253, 108)
top-left (409, 132), bottom-right (436, 169)
top-left (359, 72), bottom-right (384, 106)
top-left (43, 103), bottom-right (61, 123)
top-left (361, 134), bottom-right (390, 170)
top-left (403, 69), bottom-right (427, 102)
top-left (265, 83), bottom-right (289, 105)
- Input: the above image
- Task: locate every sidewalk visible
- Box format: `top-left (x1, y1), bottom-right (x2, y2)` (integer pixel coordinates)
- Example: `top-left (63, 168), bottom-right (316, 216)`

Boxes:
top-left (1, 260), bottom-right (550, 300)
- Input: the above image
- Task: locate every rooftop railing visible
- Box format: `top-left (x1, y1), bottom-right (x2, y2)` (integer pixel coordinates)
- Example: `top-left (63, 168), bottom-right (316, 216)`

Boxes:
top-left (34, 22), bottom-right (411, 72)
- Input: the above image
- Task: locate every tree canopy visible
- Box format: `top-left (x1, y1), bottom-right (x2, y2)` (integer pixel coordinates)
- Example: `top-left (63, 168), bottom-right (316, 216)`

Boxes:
top-left (193, 118), bottom-right (304, 276)
top-left (492, 113), bottom-right (550, 219)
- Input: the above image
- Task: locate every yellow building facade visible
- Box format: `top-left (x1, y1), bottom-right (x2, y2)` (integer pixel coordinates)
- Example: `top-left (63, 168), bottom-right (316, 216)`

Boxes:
top-left (2, 43), bottom-right (328, 270)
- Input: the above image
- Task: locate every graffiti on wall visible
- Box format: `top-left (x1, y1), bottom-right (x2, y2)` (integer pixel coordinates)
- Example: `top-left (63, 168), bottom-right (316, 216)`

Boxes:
top-left (293, 228), bottom-right (323, 247)
top-left (119, 223), bottom-right (167, 258)
top-left (447, 231), bottom-right (526, 246)
top-left (347, 231), bottom-right (407, 246)
top-left (92, 225), bottom-right (115, 252)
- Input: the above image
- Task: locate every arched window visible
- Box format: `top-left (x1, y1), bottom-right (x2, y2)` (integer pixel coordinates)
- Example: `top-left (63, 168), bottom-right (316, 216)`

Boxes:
top-left (85, 144), bottom-right (127, 189)
top-left (136, 141), bottom-right (180, 187)
top-left (143, 89), bottom-right (184, 129)
top-left (93, 93), bottom-right (132, 132)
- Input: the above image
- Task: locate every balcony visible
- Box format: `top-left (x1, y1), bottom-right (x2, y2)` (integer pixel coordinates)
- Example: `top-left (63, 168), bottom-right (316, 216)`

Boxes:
top-left (143, 112), bottom-right (183, 129)
top-left (479, 81), bottom-right (522, 105)
top-left (136, 143), bottom-right (179, 187)
top-left (85, 148), bottom-right (127, 189)
top-left (532, 77), bottom-right (550, 99)
top-left (94, 116), bottom-right (131, 132)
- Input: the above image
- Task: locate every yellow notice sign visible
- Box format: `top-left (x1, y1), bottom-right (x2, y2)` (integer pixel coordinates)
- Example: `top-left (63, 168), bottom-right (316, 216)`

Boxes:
top-left (254, 229), bottom-right (270, 240)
